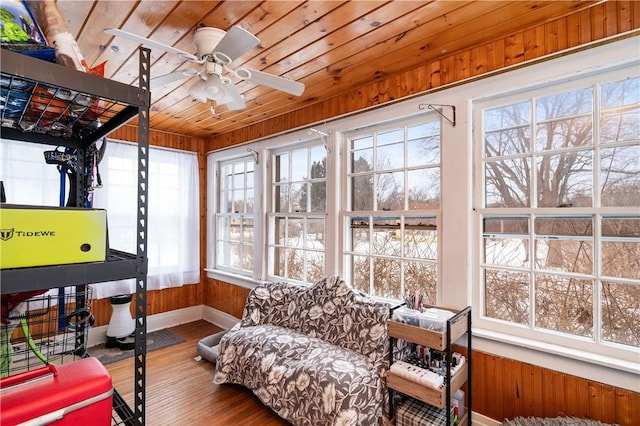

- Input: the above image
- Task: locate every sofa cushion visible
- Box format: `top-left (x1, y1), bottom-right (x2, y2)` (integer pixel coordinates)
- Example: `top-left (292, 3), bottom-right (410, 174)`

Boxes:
top-left (214, 324), bottom-right (384, 426)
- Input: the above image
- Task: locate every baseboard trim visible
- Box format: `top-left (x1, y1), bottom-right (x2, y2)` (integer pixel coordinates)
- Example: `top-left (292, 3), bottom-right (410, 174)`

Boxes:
top-left (472, 412), bottom-right (501, 426)
top-left (202, 305), bottom-right (241, 330)
top-left (88, 305), bottom-right (204, 347)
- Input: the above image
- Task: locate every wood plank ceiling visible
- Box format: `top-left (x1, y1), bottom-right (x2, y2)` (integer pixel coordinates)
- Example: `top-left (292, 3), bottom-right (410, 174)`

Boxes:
top-left (59, 0), bottom-right (601, 139)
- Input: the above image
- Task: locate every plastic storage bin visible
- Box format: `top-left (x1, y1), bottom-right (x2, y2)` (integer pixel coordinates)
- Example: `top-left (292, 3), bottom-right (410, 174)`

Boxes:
top-left (391, 307), bottom-right (421, 326)
top-left (418, 308), bottom-right (455, 331)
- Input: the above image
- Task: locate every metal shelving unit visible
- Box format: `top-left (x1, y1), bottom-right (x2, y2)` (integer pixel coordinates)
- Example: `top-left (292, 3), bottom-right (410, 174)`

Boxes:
top-left (0, 47), bottom-right (150, 425)
top-left (387, 306), bottom-right (472, 426)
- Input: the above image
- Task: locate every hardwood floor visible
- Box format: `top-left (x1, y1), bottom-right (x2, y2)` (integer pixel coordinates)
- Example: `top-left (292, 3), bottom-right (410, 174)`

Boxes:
top-left (103, 320), bottom-right (291, 426)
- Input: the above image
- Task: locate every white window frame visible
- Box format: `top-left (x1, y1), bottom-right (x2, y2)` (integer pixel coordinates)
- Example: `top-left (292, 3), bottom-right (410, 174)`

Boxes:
top-left (472, 47), bottom-right (640, 377)
top-left (266, 139), bottom-right (329, 284)
top-left (213, 156), bottom-right (256, 277)
top-left (341, 115), bottom-right (442, 301)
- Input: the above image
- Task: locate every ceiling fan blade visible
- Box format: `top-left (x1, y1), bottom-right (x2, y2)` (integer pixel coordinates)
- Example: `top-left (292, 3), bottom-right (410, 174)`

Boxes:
top-left (150, 69), bottom-right (199, 89)
top-left (104, 28), bottom-right (198, 61)
top-left (213, 26), bottom-right (260, 64)
top-left (235, 68), bottom-right (305, 96)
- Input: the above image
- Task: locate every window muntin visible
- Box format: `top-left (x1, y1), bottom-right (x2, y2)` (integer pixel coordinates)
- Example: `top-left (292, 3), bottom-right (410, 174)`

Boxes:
top-left (345, 118), bottom-right (441, 300)
top-left (269, 143), bottom-right (326, 283)
top-left (479, 75), bottom-right (640, 350)
top-left (216, 158), bottom-right (255, 275)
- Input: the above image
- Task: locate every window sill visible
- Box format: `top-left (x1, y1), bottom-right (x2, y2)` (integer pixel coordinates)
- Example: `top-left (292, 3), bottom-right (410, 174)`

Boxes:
top-left (472, 327), bottom-right (640, 392)
top-left (204, 268), bottom-right (266, 290)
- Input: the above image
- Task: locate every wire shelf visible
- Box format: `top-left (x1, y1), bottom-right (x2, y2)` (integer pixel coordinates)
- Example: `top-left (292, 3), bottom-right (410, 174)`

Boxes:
top-left (0, 285), bottom-right (93, 378)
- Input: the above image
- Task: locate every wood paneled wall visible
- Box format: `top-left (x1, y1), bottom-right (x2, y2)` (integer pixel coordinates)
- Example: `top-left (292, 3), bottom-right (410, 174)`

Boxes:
top-left (89, 125), bottom-right (207, 327)
top-left (202, 3), bottom-right (640, 424)
top-left (203, 278), bottom-right (251, 320)
top-left (472, 351), bottom-right (640, 425)
top-left (206, 1), bottom-right (639, 150)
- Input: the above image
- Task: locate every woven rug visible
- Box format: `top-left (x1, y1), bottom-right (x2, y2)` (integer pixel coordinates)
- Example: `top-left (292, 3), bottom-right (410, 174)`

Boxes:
top-left (90, 329), bottom-right (184, 365)
top-left (503, 417), bottom-right (617, 426)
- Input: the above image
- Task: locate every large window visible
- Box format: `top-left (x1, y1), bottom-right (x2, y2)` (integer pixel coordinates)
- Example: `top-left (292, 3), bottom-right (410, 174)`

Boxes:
top-left (0, 139), bottom-right (200, 299)
top-left (215, 157), bottom-right (255, 275)
top-left (477, 72), bottom-right (640, 358)
top-left (268, 142), bottom-right (327, 284)
top-left (344, 118), bottom-right (441, 301)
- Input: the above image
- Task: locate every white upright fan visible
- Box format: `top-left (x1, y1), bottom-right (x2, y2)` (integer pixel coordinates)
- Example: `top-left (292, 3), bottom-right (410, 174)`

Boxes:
top-left (104, 26), bottom-right (305, 110)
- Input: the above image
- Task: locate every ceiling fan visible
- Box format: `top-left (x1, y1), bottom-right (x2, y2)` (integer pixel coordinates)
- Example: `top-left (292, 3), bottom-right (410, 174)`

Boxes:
top-left (104, 26), bottom-right (305, 111)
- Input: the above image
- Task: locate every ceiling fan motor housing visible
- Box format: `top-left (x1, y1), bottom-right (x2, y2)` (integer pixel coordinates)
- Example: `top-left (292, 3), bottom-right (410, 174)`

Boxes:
top-left (193, 27), bottom-right (226, 59)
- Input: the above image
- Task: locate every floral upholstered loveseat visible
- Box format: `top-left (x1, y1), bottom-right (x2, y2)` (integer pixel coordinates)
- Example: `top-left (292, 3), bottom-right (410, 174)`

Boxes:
top-left (213, 276), bottom-right (391, 426)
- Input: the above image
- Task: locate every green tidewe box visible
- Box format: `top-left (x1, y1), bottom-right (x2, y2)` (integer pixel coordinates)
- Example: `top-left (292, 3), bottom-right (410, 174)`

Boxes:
top-left (0, 204), bottom-right (107, 269)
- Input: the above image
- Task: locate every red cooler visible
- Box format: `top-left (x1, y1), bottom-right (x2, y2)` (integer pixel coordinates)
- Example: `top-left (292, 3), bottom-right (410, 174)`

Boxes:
top-left (0, 357), bottom-right (112, 426)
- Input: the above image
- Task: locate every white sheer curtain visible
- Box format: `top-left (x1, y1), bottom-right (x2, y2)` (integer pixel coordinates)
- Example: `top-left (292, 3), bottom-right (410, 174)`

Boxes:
top-left (0, 138), bottom-right (200, 299)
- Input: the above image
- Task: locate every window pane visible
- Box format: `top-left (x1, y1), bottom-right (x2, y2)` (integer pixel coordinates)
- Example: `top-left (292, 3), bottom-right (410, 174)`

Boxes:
top-left (274, 247), bottom-right (285, 277)
top-left (408, 168), bottom-right (439, 209)
top-left (309, 181), bottom-right (326, 212)
top-left (407, 123), bottom-right (440, 166)
top-left (275, 184), bottom-right (289, 213)
top-left (376, 171), bottom-right (403, 211)
top-left (601, 281), bottom-right (640, 346)
top-left (352, 135), bottom-right (373, 150)
top-left (228, 242), bottom-right (241, 269)
top-left (291, 149), bottom-right (308, 181)
top-left (602, 241), bottom-right (640, 280)
top-left (484, 216), bottom-right (529, 234)
top-left (290, 182), bottom-right (304, 212)
top-left (535, 274), bottom-right (593, 338)
top-left (373, 257), bottom-right (401, 298)
top-left (536, 88), bottom-right (593, 121)
top-left (350, 218), bottom-right (370, 254)
top-left (306, 218), bottom-right (325, 247)
top-left (600, 77), bottom-right (640, 144)
top-left (351, 255), bottom-right (370, 294)
top-left (377, 142), bottom-right (404, 170)
top-left (287, 249), bottom-right (304, 281)
top-left (351, 175), bottom-right (374, 211)
top-left (601, 218), bottom-right (640, 280)
top-left (535, 117), bottom-right (593, 152)
top-left (241, 245), bottom-right (253, 271)
top-left (484, 269), bottom-right (530, 325)
top-left (275, 153), bottom-right (289, 182)
top-left (241, 218), bottom-right (254, 244)
top-left (352, 149), bottom-right (373, 173)
top-left (310, 146), bottom-right (325, 176)
top-left (484, 237), bottom-right (530, 268)
top-left (485, 127), bottom-right (530, 157)
top-left (485, 157), bottom-right (531, 207)
top-left (405, 219), bottom-right (437, 261)
top-left (404, 262), bottom-right (437, 305)
top-left (372, 219), bottom-right (401, 256)
top-left (274, 216), bottom-right (286, 245)
top-left (246, 188), bottom-right (254, 214)
top-left (307, 252), bottom-right (325, 284)
top-left (535, 239), bottom-right (593, 274)
top-left (600, 145), bottom-right (640, 207)
top-left (484, 102), bottom-right (531, 131)
top-left (536, 151), bottom-right (593, 207)
top-left (378, 129), bottom-right (403, 146)
top-left (535, 216), bottom-right (593, 236)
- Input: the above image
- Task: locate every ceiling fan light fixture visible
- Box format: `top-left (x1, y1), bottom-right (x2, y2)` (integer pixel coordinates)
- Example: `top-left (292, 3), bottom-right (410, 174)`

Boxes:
top-left (205, 74), bottom-right (226, 100)
top-left (188, 78), bottom-right (209, 103)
